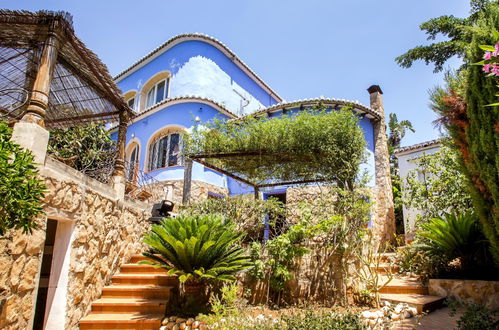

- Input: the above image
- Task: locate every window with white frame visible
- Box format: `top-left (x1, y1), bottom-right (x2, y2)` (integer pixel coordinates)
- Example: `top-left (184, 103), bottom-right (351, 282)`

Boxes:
top-left (148, 132), bottom-right (182, 171)
top-left (127, 97), bottom-right (136, 111)
top-left (146, 78), bottom-right (169, 108)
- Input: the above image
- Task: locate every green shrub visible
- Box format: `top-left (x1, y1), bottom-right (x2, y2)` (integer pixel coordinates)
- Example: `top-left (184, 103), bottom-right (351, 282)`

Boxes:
top-left (283, 311), bottom-right (365, 330)
top-left (142, 214), bottom-right (251, 283)
top-left (48, 124), bottom-right (116, 182)
top-left (448, 299), bottom-right (499, 330)
top-left (179, 196), bottom-right (285, 241)
top-left (417, 211), bottom-right (489, 269)
top-left (0, 122), bottom-right (46, 235)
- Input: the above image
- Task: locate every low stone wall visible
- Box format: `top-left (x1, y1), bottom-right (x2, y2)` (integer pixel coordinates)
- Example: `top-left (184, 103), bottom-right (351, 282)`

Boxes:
top-left (429, 279), bottom-right (499, 309)
top-left (242, 247), bottom-right (354, 306)
top-left (144, 179), bottom-right (228, 209)
top-left (0, 157), bottom-right (152, 330)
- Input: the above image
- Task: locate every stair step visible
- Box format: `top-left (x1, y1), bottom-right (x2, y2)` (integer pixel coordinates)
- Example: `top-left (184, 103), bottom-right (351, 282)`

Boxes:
top-left (79, 312), bottom-right (163, 329)
top-left (379, 277), bottom-right (428, 294)
top-left (120, 264), bottom-right (167, 274)
top-left (375, 252), bottom-right (397, 263)
top-left (371, 262), bottom-right (399, 274)
top-left (380, 293), bottom-right (445, 313)
top-left (113, 273), bottom-right (178, 286)
top-left (91, 298), bottom-right (167, 314)
top-left (101, 285), bottom-right (173, 299)
top-left (129, 254), bottom-right (160, 263)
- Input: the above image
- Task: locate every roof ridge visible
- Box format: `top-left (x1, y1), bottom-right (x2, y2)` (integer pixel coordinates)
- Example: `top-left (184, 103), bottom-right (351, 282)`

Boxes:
top-left (395, 139), bottom-right (441, 154)
top-left (113, 33), bottom-right (283, 102)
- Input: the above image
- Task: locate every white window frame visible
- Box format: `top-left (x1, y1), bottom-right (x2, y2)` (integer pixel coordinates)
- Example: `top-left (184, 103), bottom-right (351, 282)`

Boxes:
top-left (127, 97), bottom-right (136, 111)
top-left (146, 78), bottom-right (169, 109)
top-left (148, 132), bottom-right (183, 171)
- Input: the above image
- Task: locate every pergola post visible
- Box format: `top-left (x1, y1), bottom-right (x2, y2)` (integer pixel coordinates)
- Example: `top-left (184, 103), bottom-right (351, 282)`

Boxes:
top-left (111, 109), bottom-right (129, 198)
top-left (182, 158), bottom-right (193, 204)
top-left (254, 186), bottom-right (259, 200)
top-left (10, 32), bottom-right (60, 164)
top-left (368, 85), bottom-right (396, 246)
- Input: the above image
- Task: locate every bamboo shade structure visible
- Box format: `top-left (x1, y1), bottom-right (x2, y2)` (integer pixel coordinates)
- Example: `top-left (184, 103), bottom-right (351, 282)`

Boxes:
top-left (0, 10), bottom-right (132, 128)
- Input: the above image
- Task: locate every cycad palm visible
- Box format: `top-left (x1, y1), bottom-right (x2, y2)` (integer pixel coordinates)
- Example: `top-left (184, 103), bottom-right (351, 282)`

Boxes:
top-left (141, 214), bottom-right (251, 283)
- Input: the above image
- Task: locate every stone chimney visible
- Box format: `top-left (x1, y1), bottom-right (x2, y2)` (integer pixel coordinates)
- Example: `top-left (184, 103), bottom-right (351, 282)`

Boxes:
top-left (367, 85), bottom-right (396, 245)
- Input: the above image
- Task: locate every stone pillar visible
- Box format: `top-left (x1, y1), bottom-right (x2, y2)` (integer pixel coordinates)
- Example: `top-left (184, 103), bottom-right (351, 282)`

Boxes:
top-left (182, 158), bottom-right (193, 204)
top-left (112, 109), bottom-right (129, 198)
top-left (10, 32), bottom-right (60, 164)
top-left (368, 85), bottom-right (396, 246)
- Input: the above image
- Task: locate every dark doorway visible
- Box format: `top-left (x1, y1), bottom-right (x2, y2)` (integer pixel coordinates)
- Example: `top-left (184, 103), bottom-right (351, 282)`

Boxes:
top-left (33, 219), bottom-right (58, 330)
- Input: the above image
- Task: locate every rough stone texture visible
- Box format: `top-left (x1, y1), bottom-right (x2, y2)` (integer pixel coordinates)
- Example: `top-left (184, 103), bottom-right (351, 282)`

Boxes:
top-left (429, 279), bottom-right (499, 309)
top-left (0, 157), bottom-right (152, 330)
top-left (144, 179), bottom-right (228, 209)
top-left (369, 87), bottom-right (396, 246)
top-left (242, 248), bottom-right (357, 306)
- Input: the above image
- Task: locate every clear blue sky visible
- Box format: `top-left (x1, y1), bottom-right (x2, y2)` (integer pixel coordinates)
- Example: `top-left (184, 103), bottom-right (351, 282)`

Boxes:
top-left (4, 0), bottom-right (469, 147)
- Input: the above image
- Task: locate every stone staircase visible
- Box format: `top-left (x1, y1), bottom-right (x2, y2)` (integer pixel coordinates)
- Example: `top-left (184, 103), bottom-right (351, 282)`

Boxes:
top-left (374, 253), bottom-right (445, 313)
top-left (80, 255), bottom-right (178, 329)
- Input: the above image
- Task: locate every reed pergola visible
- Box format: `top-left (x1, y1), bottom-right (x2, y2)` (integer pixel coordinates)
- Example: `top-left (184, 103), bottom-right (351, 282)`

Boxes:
top-left (0, 10), bottom-right (133, 180)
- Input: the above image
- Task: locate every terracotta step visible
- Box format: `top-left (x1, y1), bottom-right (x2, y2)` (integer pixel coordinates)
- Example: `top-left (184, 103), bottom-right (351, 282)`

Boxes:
top-left (379, 277), bottom-right (428, 295)
top-left (79, 312), bottom-right (163, 329)
top-left (380, 293), bottom-right (445, 313)
top-left (371, 262), bottom-right (400, 274)
top-left (91, 298), bottom-right (167, 314)
top-left (129, 254), bottom-right (161, 264)
top-left (101, 285), bottom-right (173, 299)
top-left (120, 263), bottom-right (167, 274)
top-left (375, 252), bottom-right (397, 263)
top-left (112, 273), bottom-right (178, 286)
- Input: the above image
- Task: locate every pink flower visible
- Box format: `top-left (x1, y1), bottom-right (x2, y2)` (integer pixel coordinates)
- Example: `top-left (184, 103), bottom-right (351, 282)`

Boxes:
top-left (484, 52), bottom-right (492, 60)
top-left (483, 64), bottom-right (492, 73)
top-left (495, 43), bottom-right (499, 52)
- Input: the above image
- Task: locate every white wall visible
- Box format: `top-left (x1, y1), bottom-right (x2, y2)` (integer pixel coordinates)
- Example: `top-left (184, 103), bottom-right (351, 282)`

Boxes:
top-left (170, 56), bottom-right (264, 116)
top-left (396, 144), bottom-right (440, 237)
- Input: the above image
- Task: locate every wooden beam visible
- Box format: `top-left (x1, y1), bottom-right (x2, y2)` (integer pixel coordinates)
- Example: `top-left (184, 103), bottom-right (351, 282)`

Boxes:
top-left (194, 158), bottom-right (256, 187)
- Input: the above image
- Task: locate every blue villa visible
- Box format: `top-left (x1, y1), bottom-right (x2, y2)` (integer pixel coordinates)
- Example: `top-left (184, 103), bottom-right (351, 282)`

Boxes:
top-left (110, 34), bottom-right (394, 238)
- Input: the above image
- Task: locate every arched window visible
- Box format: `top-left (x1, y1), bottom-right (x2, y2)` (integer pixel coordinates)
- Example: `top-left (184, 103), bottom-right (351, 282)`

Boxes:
top-left (123, 90), bottom-right (138, 111)
top-left (148, 132), bottom-right (182, 171)
top-left (127, 144), bottom-right (140, 182)
top-left (146, 78), bottom-right (169, 108)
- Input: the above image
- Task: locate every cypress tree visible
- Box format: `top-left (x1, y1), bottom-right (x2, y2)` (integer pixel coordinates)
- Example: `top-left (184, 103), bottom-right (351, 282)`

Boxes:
top-left (463, 4), bottom-right (499, 264)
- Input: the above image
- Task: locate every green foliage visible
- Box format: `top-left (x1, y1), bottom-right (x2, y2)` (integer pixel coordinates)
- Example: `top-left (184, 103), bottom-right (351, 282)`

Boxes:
top-left (395, 0), bottom-right (493, 72)
top-left (395, 243), bottom-right (445, 283)
top-left (141, 214), bottom-right (251, 283)
top-left (448, 299), bottom-right (499, 330)
top-left (463, 2), bottom-right (499, 265)
top-left (403, 144), bottom-right (473, 222)
top-left (249, 189), bottom-right (371, 305)
top-left (283, 310), bottom-right (365, 330)
top-left (0, 122), bottom-right (46, 235)
top-left (179, 196), bottom-right (285, 241)
top-left (48, 124), bottom-right (116, 182)
top-left (417, 211), bottom-right (489, 269)
top-left (209, 283), bottom-right (241, 318)
top-left (186, 107), bottom-right (366, 189)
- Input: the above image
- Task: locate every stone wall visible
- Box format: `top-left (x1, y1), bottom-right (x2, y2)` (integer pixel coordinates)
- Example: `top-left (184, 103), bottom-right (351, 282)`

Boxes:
top-left (0, 157), bottom-right (152, 330)
top-left (242, 248), bottom-right (355, 306)
top-left (144, 179), bottom-right (228, 209)
top-left (429, 279), bottom-right (499, 309)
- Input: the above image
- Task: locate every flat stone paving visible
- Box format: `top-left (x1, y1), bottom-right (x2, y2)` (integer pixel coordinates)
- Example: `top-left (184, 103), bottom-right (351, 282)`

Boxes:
top-left (392, 307), bottom-right (462, 329)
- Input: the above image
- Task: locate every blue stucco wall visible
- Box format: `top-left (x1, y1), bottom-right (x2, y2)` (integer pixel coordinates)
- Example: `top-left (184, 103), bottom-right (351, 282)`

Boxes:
top-left (112, 102), bottom-right (229, 187)
top-left (117, 40), bottom-right (279, 108)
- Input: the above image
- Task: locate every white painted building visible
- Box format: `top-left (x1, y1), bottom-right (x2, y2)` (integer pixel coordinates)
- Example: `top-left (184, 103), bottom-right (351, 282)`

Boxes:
top-left (395, 139), bottom-right (441, 238)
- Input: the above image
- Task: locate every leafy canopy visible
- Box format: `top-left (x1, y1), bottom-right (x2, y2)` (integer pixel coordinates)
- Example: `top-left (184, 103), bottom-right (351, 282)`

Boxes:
top-left (395, 0), bottom-right (493, 72)
top-left (142, 214), bottom-right (251, 283)
top-left (185, 107), bottom-right (367, 189)
top-left (403, 143), bottom-right (473, 222)
top-left (0, 122), bottom-right (46, 235)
